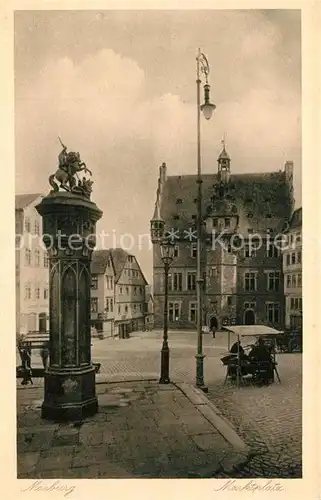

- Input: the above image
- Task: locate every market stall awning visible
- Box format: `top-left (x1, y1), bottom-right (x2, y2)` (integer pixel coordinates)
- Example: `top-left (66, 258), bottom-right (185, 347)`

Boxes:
top-left (222, 325), bottom-right (283, 337)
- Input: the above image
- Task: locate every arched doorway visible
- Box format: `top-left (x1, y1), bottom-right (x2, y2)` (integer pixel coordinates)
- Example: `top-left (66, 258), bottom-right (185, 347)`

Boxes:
top-left (244, 309), bottom-right (255, 325)
top-left (209, 316), bottom-right (218, 330)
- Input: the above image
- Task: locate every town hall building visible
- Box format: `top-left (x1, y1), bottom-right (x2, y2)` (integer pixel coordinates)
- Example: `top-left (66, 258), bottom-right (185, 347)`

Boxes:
top-left (151, 145), bottom-right (295, 331)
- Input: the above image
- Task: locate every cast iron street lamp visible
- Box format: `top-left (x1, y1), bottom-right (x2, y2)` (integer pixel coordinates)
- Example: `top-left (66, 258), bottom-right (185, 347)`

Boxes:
top-left (159, 237), bottom-right (176, 383)
top-left (195, 48), bottom-right (216, 391)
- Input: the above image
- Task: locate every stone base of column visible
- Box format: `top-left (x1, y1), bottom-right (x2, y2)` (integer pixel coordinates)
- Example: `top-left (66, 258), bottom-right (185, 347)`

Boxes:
top-left (41, 367), bottom-right (98, 422)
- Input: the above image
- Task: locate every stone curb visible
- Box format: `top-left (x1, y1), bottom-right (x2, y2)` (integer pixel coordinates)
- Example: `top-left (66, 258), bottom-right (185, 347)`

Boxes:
top-left (96, 374), bottom-right (158, 385)
top-left (174, 382), bottom-right (249, 454)
top-left (16, 374), bottom-right (159, 390)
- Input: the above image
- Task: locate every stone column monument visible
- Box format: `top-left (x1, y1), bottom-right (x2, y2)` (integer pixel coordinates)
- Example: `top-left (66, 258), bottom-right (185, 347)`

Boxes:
top-left (36, 142), bottom-right (102, 421)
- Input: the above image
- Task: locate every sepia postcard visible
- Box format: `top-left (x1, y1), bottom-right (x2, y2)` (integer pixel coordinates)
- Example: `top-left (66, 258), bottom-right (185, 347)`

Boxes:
top-left (0, 1), bottom-right (319, 499)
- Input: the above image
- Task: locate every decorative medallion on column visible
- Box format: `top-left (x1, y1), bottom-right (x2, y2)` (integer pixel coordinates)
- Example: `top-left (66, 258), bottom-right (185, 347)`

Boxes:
top-left (36, 140), bottom-right (102, 421)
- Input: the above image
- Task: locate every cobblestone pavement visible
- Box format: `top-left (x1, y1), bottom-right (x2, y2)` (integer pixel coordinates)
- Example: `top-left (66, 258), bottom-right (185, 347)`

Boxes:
top-left (17, 381), bottom-right (247, 479)
top-left (17, 331), bottom-right (302, 478)
top-left (207, 354), bottom-right (302, 478)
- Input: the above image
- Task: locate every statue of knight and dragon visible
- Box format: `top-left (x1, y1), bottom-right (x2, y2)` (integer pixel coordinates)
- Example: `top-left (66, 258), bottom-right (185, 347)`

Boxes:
top-left (49, 138), bottom-right (94, 199)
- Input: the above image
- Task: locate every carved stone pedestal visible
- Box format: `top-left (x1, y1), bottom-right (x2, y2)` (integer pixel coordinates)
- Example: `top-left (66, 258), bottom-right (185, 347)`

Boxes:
top-left (36, 191), bottom-right (102, 421)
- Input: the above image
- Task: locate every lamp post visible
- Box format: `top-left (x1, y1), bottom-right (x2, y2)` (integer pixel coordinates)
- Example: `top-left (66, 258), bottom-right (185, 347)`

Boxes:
top-left (159, 237), bottom-right (175, 384)
top-left (195, 48), bottom-right (216, 391)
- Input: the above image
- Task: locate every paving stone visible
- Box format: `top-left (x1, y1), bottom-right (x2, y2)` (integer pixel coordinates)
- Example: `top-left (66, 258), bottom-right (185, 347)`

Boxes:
top-left (52, 426), bottom-right (79, 446)
top-left (179, 415), bottom-right (215, 435)
top-left (72, 445), bottom-right (108, 468)
top-left (79, 430), bottom-right (104, 446)
top-left (109, 387), bottom-right (134, 394)
top-left (191, 432), bottom-right (228, 451)
top-left (35, 452), bottom-right (74, 471)
top-left (17, 451), bottom-right (40, 474)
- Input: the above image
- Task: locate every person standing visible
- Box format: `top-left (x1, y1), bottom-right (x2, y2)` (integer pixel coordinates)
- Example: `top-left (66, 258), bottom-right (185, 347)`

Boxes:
top-left (21, 348), bottom-right (33, 385)
top-left (40, 345), bottom-right (49, 370)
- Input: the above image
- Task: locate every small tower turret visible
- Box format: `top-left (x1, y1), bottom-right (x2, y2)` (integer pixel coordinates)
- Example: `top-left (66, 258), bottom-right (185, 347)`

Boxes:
top-left (217, 138), bottom-right (231, 184)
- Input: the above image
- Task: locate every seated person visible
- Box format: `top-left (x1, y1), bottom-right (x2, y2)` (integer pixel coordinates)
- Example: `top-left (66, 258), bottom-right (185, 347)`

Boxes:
top-left (228, 340), bottom-right (248, 378)
top-left (249, 337), bottom-right (274, 383)
top-left (230, 340), bottom-right (247, 358)
top-left (249, 337), bottom-right (271, 362)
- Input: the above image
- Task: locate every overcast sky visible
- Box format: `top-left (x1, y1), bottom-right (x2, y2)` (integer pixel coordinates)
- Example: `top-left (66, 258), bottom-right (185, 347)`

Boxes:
top-left (15, 9), bottom-right (301, 284)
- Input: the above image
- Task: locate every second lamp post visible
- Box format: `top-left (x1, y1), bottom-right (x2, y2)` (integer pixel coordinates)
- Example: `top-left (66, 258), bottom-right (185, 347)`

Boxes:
top-left (195, 48), bottom-right (216, 391)
top-left (159, 237), bottom-right (175, 384)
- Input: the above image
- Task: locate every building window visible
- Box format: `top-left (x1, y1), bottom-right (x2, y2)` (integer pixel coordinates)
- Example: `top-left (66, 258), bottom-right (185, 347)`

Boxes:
top-left (244, 301), bottom-right (256, 310)
top-left (265, 302), bottom-right (280, 324)
top-left (189, 302), bottom-right (197, 322)
top-left (24, 217), bottom-right (31, 233)
top-left (91, 298), bottom-right (98, 313)
top-left (286, 254), bottom-right (290, 266)
top-left (140, 286), bottom-right (143, 294)
top-left (169, 302), bottom-right (181, 322)
top-left (118, 305), bottom-right (121, 314)
top-left (25, 283), bottom-right (31, 300)
top-left (107, 259), bottom-right (111, 268)
top-left (105, 298), bottom-right (109, 312)
top-left (213, 218), bottom-right (218, 228)
top-left (298, 273), bottom-right (302, 287)
top-left (292, 274), bottom-right (297, 288)
top-left (110, 277), bottom-right (113, 289)
top-left (187, 272), bottom-right (196, 291)
top-left (120, 286), bottom-right (123, 294)
top-left (225, 218), bottom-right (230, 228)
top-left (174, 245), bottom-right (179, 258)
top-left (297, 251), bottom-right (302, 264)
top-left (227, 244), bottom-right (232, 253)
top-left (91, 276), bottom-right (98, 289)
top-left (44, 287), bottom-right (49, 300)
top-left (227, 296), bottom-right (233, 306)
top-left (267, 244), bottom-right (279, 258)
top-left (291, 252), bottom-right (296, 264)
top-left (134, 286), bottom-right (137, 295)
top-left (35, 249), bottom-right (40, 267)
top-left (35, 286), bottom-right (40, 300)
top-left (34, 220), bottom-right (40, 235)
top-left (191, 243), bottom-right (197, 258)
top-left (125, 305), bottom-right (128, 313)
top-left (172, 273), bottom-right (183, 291)
top-left (24, 248), bottom-right (31, 266)
top-left (244, 272), bottom-right (257, 291)
top-left (126, 286), bottom-right (129, 294)
top-left (244, 244), bottom-right (256, 258)
top-left (267, 271), bottom-right (280, 292)
top-left (44, 253), bottom-right (49, 267)
top-left (287, 275), bottom-right (292, 288)
top-left (110, 299), bottom-right (113, 313)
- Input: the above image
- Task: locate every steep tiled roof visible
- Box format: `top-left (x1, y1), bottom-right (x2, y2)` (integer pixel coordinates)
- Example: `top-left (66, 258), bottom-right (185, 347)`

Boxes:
top-left (91, 250), bottom-right (111, 275)
top-left (289, 207), bottom-right (302, 229)
top-left (160, 171), bottom-right (292, 234)
top-left (15, 193), bottom-right (42, 210)
top-left (109, 248), bottom-right (130, 282)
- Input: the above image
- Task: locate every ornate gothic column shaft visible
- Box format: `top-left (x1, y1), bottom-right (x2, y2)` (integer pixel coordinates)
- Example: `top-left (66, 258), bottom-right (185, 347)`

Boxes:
top-left (36, 191), bottom-right (102, 421)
